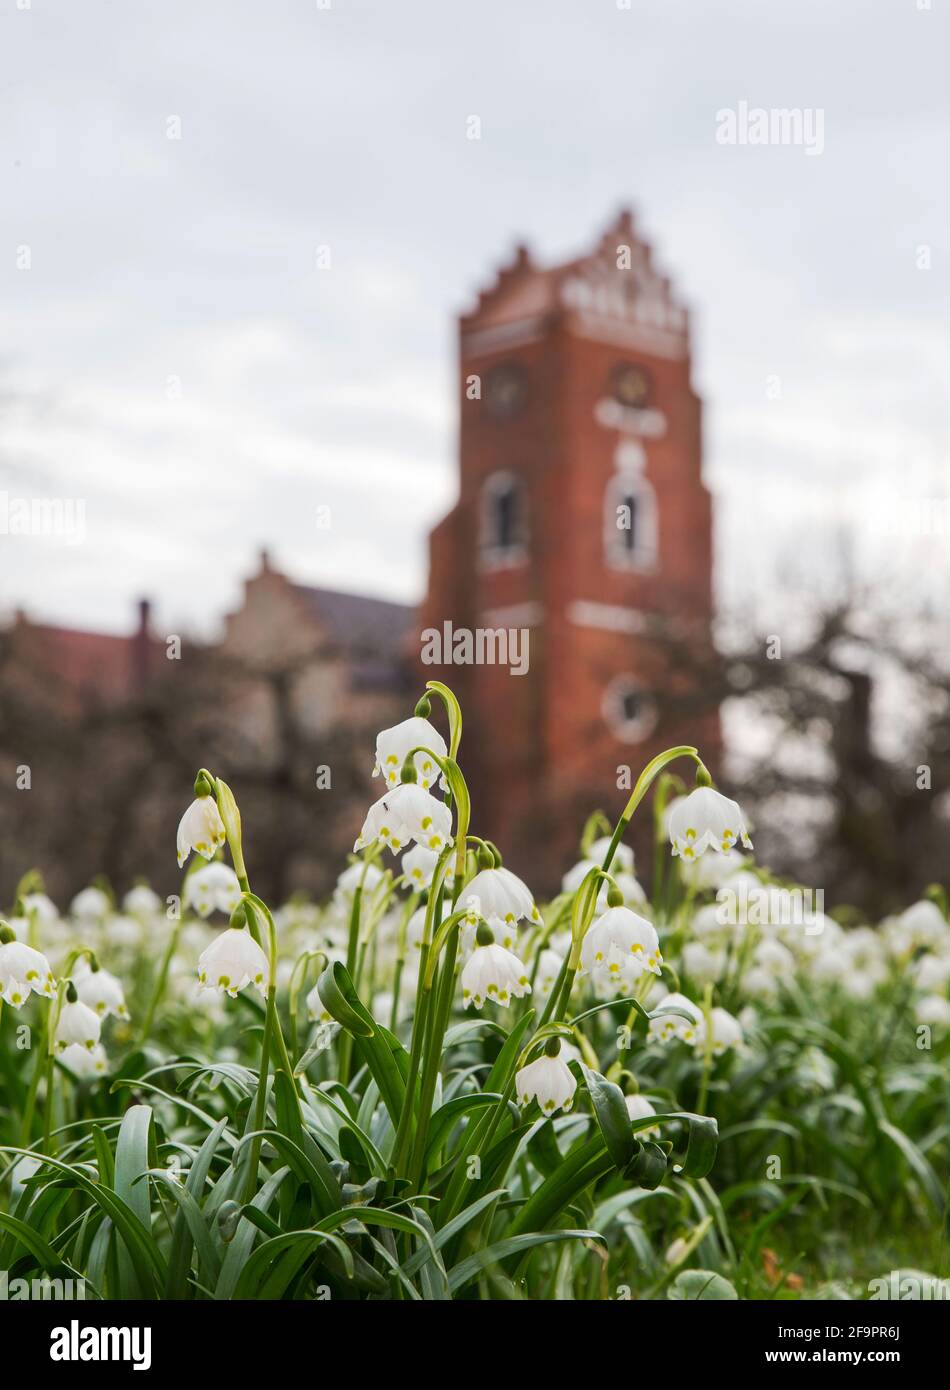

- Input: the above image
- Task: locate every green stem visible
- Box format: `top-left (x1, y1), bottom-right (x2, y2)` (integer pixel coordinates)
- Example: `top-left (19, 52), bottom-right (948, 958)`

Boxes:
top-left (139, 919), bottom-right (182, 1043)
top-left (408, 924), bottom-right (460, 1188)
top-left (243, 987), bottom-right (274, 1204)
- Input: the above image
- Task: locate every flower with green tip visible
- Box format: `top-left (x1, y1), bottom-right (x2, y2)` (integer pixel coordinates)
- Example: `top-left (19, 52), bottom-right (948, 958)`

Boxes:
top-left (516, 1045), bottom-right (576, 1114)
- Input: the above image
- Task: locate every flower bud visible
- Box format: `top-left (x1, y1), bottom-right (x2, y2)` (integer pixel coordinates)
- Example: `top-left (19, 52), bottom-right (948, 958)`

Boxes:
top-left (414, 695), bottom-right (432, 719)
top-left (475, 919), bottom-right (495, 948)
top-left (194, 770), bottom-right (216, 799)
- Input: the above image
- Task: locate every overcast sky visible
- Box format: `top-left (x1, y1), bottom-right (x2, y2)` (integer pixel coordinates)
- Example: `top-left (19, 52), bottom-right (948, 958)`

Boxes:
top-left (1, 0), bottom-right (948, 639)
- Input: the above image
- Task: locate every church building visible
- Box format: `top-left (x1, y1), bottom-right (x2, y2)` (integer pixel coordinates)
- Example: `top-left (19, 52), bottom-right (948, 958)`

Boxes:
top-left (420, 209), bottom-right (718, 882)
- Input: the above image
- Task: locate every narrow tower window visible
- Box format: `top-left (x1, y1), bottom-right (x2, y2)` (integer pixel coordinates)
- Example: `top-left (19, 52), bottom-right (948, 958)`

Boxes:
top-left (605, 442), bottom-right (657, 571)
top-left (481, 471), bottom-right (527, 569)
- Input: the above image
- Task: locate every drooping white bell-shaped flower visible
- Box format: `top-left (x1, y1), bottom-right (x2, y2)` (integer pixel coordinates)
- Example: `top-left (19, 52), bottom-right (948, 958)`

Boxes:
top-left (535, 948), bottom-right (565, 1001)
top-left (668, 785), bottom-right (752, 861)
top-left (355, 783), bottom-right (453, 855)
top-left (56, 999), bottom-right (102, 1052)
top-left (22, 892), bottom-right (60, 924)
top-left (197, 927), bottom-right (269, 999)
top-left (461, 933), bottom-right (531, 1010)
top-left (647, 992), bottom-right (702, 1044)
top-left (562, 859), bottom-right (646, 908)
top-left (580, 906), bottom-right (663, 985)
top-left (625, 1093), bottom-right (661, 1137)
top-left (176, 795), bottom-right (226, 868)
top-left (306, 975), bottom-right (333, 1023)
top-left (373, 716), bottom-right (447, 790)
top-left (588, 837), bottom-right (635, 874)
top-left (460, 866), bottom-right (539, 933)
top-left (897, 900), bottom-right (949, 949)
top-left (916, 994), bottom-right (950, 1026)
top-left (0, 940), bottom-right (56, 1008)
top-left (680, 847), bottom-right (749, 890)
top-left (76, 966), bottom-right (129, 1020)
top-left (516, 1046), bottom-right (576, 1115)
top-left (333, 861), bottom-right (385, 903)
top-left (59, 1042), bottom-right (108, 1079)
top-left (400, 844), bottom-right (441, 890)
top-left (682, 940), bottom-right (726, 986)
top-left (123, 883), bottom-right (163, 918)
top-left (184, 862), bottom-right (243, 918)
top-left (696, 1006), bottom-right (743, 1056)
top-left (70, 886), bottom-right (111, 921)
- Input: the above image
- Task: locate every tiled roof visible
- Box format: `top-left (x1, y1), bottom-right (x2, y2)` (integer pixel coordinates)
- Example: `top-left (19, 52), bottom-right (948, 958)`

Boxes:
top-left (293, 585), bottom-right (415, 659)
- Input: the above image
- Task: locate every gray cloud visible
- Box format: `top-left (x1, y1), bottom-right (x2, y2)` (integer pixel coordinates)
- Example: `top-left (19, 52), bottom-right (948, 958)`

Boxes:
top-left (1, 0), bottom-right (947, 633)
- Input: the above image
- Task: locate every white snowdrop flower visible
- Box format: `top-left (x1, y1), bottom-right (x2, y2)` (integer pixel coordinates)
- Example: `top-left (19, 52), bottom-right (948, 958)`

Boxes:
top-left (70, 886), bottom-right (111, 921)
top-left (56, 1000), bottom-right (102, 1052)
top-left (810, 942), bottom-right (849, 985)
top-left (76, 967), bottom-right (129, 1020)
top-left (668, 785), bottom-right (752, 862)
top-left (355, 784), bottom-right (453, 855)
top-left (743, 966), bottom-right (778, 1001)
top-left (461, 937), bottom-right (531, 1010)
top-left (898, 900), bottom-right (949, 950)
top-left (535, 948), bottom-right (564, 1000)
top-left (400, 844), bottom-right (441, 890)
top-left (696, 1006), bottom-right (743, 1057)
top-left (104, 915), bottom-right (142, 948)
top-left (333, 861), bottom-right (385, 902)
top-left (516, 1047), bottom-right (576, 1114)
top-left (915, 954), bottom-right (950, 992)
top-left (564, 859), bottom-right (649, 910)
top-left (754, 938), bottom-right (795, 978)
top-left (59, 1042), bottom-right (108, 1080)
top-left (184, 862), bottom-right (242, 918)
top-left (692, 903), bottom-right (729, 941)
top-left (0, 940), bottom-right (56, 1007)
top-left (625, 1093), bottom-right (660, 1137)
top-left (680, 847), bottom-right (748, 891)
top-left (176, 795), bottom-right (226, 868)
top-left (916, 994), bottom-right (950, 1026)
top-left (580, 906), bottom-right (663, 986)
top-left (405, 905), bottom-right (430, 954)
top-left (373, 716), bottom-right (447, 790)
top-left (197, 928), bottom-right (269, 999)
top-left (22, 892), bottom-right (59, 924)
top-left (562, 858), bottom-right (597, 895)
top-left (682, 940), bottom-right (726, 986)
top-left (122, 884), bottom-right (163, 918)
top-left (588, 838), bottom-right (635, 874)
top-left (306, 976), bottom-right (333, 1023)
top-left (609, 872), bottom-right (647, 907)
top-left (461, 866), bottom-right (539, 933)
top-left (648, 992), bottom-right (702, 1045)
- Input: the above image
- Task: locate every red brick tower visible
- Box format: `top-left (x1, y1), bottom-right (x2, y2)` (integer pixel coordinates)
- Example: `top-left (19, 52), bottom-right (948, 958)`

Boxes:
top-left (420, 210), bottom-right (719, 890)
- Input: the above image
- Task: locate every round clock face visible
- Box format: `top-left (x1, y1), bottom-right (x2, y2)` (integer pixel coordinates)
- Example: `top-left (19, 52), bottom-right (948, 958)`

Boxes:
top-left (486, 363), bottom-right (528, 419)
top-left (613, 363), bottom-right (650, 409)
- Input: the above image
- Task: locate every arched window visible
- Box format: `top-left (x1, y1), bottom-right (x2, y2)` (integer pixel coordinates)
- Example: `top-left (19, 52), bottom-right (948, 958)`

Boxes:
top-left (480, 471), bottom-right (527, 569)
top-left (604, 467), bottom-right (657, 572)
top-left (602, 676), bottom-right (656, 743)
